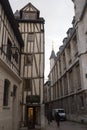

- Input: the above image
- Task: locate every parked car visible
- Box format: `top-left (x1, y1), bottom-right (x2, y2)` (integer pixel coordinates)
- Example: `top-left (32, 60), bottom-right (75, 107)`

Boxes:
top-left (52, 108), bottom-right (66, 121)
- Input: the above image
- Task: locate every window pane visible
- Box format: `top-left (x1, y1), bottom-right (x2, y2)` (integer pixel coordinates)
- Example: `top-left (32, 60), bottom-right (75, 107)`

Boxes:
top-left (3, 79), bottom-right (10, 106)
top-left (25, 55), bottom-right (32, 65)
top-left (27, 33), bottom-right (34, 42)
top-left (24, 79), bottom-right (32, 91)
top-left (23, 12), bottom-right (36, 20)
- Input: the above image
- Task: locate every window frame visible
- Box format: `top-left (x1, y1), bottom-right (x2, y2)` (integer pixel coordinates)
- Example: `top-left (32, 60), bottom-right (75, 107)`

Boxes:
top-left (3, 79), bottom-right (10, 107)
top-left (27, 33), bottom-right (34, 42)
top-left (25, 54), bottom-right (33, 66)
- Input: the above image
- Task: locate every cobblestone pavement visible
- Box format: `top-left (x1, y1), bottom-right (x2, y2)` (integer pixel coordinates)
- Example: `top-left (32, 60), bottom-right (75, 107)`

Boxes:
top-left (44, 120), bottom-right (87, 130)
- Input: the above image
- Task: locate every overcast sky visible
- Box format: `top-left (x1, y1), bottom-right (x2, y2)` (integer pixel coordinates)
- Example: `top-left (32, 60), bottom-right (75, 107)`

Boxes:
top-left (9, 0), bottom-right (74, 81)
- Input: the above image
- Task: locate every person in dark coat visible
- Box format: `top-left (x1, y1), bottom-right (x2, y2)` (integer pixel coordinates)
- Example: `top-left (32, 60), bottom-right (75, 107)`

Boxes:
top-left (47, 111), bottom-right (52, 125)
top-left (55, 112), bottom-right (60, 127)
top-left (47, 111), bottom-right (51, 124)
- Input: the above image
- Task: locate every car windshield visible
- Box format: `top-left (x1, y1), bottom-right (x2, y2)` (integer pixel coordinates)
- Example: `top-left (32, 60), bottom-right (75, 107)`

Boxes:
top-left (58, 110), bottom-right (64, 113)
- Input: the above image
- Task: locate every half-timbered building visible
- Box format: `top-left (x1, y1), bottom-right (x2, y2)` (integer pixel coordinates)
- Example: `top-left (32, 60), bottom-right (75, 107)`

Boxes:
top-left (14, 3), bottom-right (45, 129)
top-left (0, 0), bottom-right (24, 130)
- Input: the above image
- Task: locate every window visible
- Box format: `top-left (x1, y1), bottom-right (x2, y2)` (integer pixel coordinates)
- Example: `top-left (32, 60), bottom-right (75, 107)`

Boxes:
top-left (23, 12), bottom-right (37, 20)
top-left (60, 79), bottom-right (63, 96)
top-left (25, 54), bottom-right (32, 65)
top-left (3, 79), bottom-right (10, 106)
top-left (80, 96), bottom-right (84, 108)
top-left (64, 75), bottom-right (68, 95)
top-left (59, 59), bottom-right (61, 75)
top-left (24, 79), bottom-right (32, 91)
top-left (76, 64), bottom-right (81, 89)
top-left (7, 39), bottom-right (12, 61)
top-left (67, 44), bottom-right (71, 64)
top-left (63, 53), bottom-right (66, 70)
top-left (27, 33), bottom-right (34, 42)
top-left (72, 35), bottom-right (78, 57)
top-left (13, 85), bottom-right (17, 97)
top-left (13, 51), bottom-right (19, 63)
top-left (69, 69), bottom-right (74, 92)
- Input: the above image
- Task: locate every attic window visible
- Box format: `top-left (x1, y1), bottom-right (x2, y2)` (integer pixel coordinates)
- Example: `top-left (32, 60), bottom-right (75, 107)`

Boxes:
top-left (23, 12), bottom-right (37, 20)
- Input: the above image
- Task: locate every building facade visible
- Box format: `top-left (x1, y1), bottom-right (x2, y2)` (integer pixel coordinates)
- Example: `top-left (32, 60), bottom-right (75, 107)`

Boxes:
top-left (14, 3), bottom-right (45, 129)
top-left (44, 0), bottom-right (87, 123)
top-left (0, 0), bottom-right (24, 130)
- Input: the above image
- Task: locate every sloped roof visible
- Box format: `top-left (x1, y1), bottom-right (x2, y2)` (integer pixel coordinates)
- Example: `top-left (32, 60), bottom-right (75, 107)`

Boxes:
top-left (20, 2), bottom-right (40, 13)
top-left (14, 2), bottom-right (45, 23)
top-left (50, 50), bottom-right (56, 59)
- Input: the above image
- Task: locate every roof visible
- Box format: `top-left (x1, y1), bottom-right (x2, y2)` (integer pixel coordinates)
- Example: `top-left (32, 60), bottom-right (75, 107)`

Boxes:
top-left (0, 0), bottom-right (24, 47)
top-left (20, 2), bottom-right (40, 13)
top-left (50, 50), bottom-right (56, 59)
top-left (14, 2), bottom-right (45, 23)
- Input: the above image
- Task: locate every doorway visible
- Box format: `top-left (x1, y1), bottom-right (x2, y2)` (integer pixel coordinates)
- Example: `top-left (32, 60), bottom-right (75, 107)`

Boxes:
top-left (27, 107), bottom-right (36, 129)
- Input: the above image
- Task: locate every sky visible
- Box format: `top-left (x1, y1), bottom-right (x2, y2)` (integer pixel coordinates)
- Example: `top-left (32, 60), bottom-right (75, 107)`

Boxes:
top-left (9, 0), bottom-right (74, 81)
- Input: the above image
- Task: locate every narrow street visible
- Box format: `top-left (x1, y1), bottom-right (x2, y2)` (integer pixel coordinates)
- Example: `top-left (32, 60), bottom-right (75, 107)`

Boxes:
top-left (19, 119), bottom-right (87, 130)
top-left (45, 120), bottom-right (87, 130)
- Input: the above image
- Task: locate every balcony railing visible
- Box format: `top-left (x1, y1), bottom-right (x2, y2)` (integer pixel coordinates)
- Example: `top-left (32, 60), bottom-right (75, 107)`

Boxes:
top-left (0, 45), bottom-right (20, 75)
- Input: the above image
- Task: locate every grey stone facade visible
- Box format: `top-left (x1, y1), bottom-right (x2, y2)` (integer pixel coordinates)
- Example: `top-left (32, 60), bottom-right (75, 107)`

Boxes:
top-left (44, 0), bottom-right (87, 123)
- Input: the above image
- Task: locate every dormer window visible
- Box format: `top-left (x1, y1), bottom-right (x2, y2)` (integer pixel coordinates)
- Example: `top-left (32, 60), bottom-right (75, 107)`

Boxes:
top-left (23, 11), bottom-right (37, 20)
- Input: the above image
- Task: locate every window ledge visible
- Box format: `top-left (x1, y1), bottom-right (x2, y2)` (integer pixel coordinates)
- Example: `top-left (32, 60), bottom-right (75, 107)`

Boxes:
top-left (3, 106), bottom-right (10, 109)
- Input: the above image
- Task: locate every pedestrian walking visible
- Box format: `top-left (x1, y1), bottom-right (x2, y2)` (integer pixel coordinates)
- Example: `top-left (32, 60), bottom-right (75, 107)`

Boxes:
top-left (47, 111), bottom-right (51, 124)
top-left (55, 112), bottom-right (60, 127)
top-left (47, 110), bottom-right (53, 125)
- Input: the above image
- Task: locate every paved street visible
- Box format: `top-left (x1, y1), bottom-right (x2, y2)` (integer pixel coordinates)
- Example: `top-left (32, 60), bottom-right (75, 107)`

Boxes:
top-left (19, 119), bottom-right (87, 130)
top-left (44, 120), bottom-right (87, 130)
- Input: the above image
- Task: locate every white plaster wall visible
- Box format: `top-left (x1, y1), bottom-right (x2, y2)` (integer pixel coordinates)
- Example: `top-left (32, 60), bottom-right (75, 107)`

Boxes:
top-left (0, 65), bottom-right (21, 130)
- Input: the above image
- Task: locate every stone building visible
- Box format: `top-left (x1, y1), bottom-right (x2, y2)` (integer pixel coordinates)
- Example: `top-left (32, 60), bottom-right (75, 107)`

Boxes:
top-left (14, 3), bottom-right (45, 129)
top-left (0, 0), bottom-right (24, 130)
top-left (44, 0), bottom-right (87, 123)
